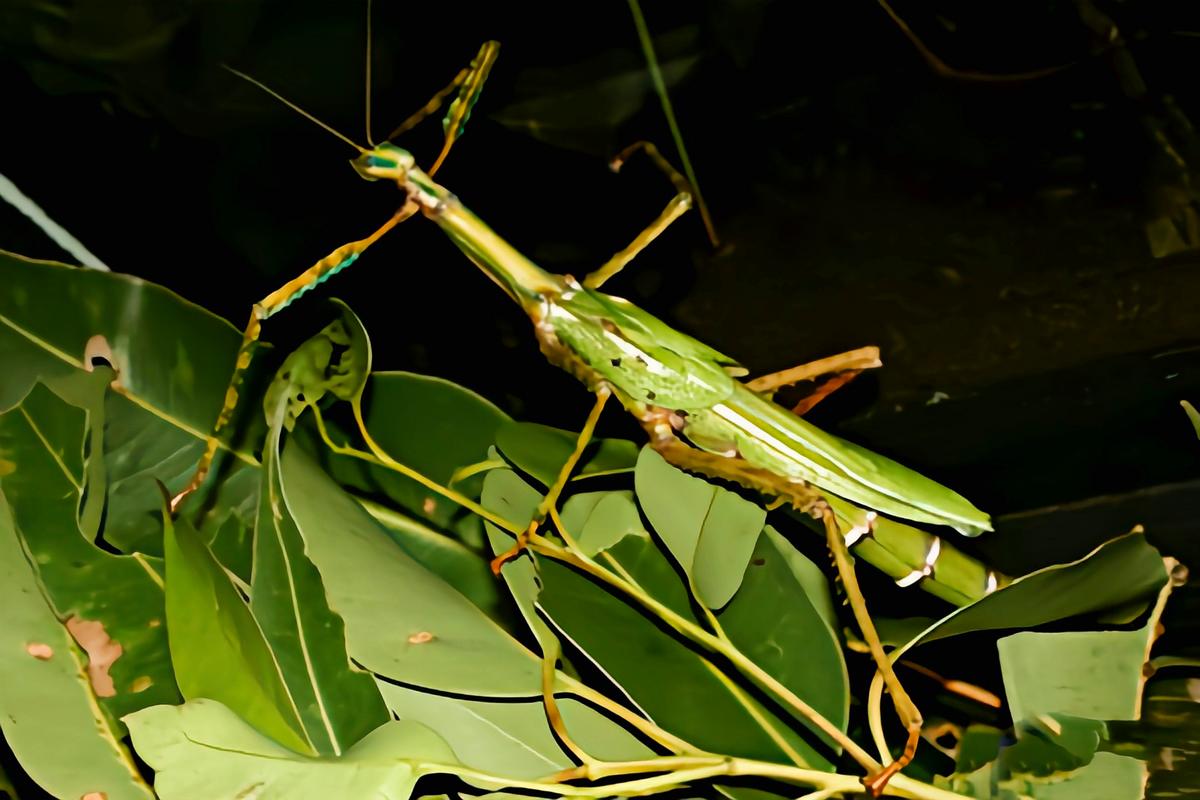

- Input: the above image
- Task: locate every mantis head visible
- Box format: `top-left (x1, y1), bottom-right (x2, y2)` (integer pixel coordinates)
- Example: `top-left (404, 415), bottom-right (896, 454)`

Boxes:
top-left (351, 143), bottom-right (416, 183)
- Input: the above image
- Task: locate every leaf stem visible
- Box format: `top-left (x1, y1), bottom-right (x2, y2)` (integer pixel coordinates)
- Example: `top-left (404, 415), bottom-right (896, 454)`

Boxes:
top-left (310, 404), bottom-right (524, 535)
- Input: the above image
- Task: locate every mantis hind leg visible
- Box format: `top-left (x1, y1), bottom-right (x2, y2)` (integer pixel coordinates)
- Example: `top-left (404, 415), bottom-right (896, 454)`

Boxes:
top-left (583, 142), bottom-right (694, 290)
top-left (171, 205), bottom-right (416, 511)
top-left (820, 506), bottom-right (923, 796)
top-left (745, 346), bottom-right (882, 416)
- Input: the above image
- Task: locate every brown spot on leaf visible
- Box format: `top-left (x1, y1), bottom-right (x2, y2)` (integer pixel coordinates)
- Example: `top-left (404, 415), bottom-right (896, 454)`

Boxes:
top-left (0, 459), bottom-right (14, 477)
top-left (81, 793), bottom-right (107, 800)
top-left (65, 616), bottom-right (122, 698)
top-left (147, 618), bottom-right (161, 628)
top-left (422, 497), bottom-right (437, 515)
top-left (83, 336), bottom-right (120, 387)
top-left (26, 642), bottom-right (53, 659)
top-left (130, 676), bottom-right (152, 693)
top-left (407, 631), bottom-right (435, 644)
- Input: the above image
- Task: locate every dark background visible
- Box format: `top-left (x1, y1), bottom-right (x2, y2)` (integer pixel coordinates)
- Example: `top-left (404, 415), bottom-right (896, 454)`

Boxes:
top-left (3, 0), bottom-right (1200, 576)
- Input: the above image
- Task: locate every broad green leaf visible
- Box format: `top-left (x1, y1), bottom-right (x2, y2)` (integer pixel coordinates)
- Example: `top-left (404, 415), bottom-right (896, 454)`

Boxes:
top-left (939, 751), bottom-right (1146, 800)
top-left (900, 534), bottom-right (1168, 651)
top-left (163, 507), bottom-right (312, 754)
top-left (378, 683), bottom-right (651, 779)
top-left (536, 548), bottom-right (833, 766)
top-left (0, 490), bottom-right (154, 799)
top-left (1026, 752), bottom-right (1147, 799)
top-left (126, 699), bottom-right (459, 800)
top-left (717, 526), bottom-right (849, 739)
top-left (279, 441), bottom-right (542, 696)
top-left (495, 421), bottom-right (639, 487)
top-left (251, 396), bottom-right (389, 756)
top-left (634, 447), bottom-right (765, 608)
top-left (574, 490), bottom-right (643, 556)
top-left (481, 471), bottom-right (836, 767)
top-left (0, 252), bottom-right (262, 555)
top-left (0, 251), bottom-right (255, 455)
top-left (0, 375), bottom-right (178, 722)
top-left (998, 556), bottom-right (1176, 725)
top-left (361, 499), bottom-right (503, 619)
top-left (103, 392), bottom-right (260, 558)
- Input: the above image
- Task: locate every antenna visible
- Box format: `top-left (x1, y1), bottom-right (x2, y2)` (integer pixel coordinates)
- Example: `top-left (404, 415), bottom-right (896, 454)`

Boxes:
top-left (223, 64), bottom-right (368, 153)
top-left (365, 0), bottom-right (375, 146)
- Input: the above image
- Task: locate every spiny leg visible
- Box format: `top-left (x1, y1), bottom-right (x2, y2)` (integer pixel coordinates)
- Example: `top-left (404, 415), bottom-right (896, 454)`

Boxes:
top-left (819, 505), bottom-right (922, 796)
top-left (490, 388), bottom-right (611, 575)
top-left (583, 141), bottom-right (693, 290)
top-left (171, 203), bottom-right (417, 512)
top-left (745, 346), bottom-right (882, 415)
top-left (385, 41), bottom-right (500, 176)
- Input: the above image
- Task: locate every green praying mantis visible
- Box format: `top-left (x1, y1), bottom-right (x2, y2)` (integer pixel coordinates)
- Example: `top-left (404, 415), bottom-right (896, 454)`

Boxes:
top-left (167, 32), bottom-right (1011, 796)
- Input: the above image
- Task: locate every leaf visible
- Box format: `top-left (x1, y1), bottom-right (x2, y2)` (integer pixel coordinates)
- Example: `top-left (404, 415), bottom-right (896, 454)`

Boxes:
top-left (99, 389), bottom-right (260, 556)
top-left (0, 251), bottom-right (263, 555)
top-left (377, 683), bottom-right (651, 779)
top-left (900, 534), bottom-right (1168, 651)
top-left (163, 504), bottom-right (312, 754)
top-left (279, 441), bottom-right (542, 696)
top-left (717, 526), bottom-right (849, 739)
top-left (361, 499), bottom-right (503, 619)
top-left (262, 300), bottom-right (369, 432)
top-left (250, 394), bottom-right (390, 756)
top-left (939, 751), bottom-right (1147, 799)
top-left (481, 470), bottom-right (838, 767)
top-left (126, 699), bottom-right (459, 800)
top-left (1182, 400), bottom-right (1200, 440)
top-left (0, 251), bottom-right (256, 456)
top-left (495, 421), bottom-right (639, 488)
top-left (634, 447), bottom-right (765, 608)
top-left (0, 489), bottom-right (153, 799)
top-left (0, 374), bottom-right (179, 723)
top-left (1023, 752), bottom-right (1147, 799)
top-left (997, 556), bottom-right (1176, 725)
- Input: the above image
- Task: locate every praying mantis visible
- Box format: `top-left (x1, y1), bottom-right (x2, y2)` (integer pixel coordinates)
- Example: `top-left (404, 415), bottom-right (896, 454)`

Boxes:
top-left (168, 30), bottom-right (1010, 796)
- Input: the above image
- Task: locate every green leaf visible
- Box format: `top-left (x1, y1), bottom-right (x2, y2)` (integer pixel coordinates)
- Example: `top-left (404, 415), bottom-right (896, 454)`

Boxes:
top-left (0, 375), bottom-right (178, 723)
top-left (900, 534), bottom-right (1168, 650)
top-left (1182, 400), bottom-right (1200, 440)
top-left (1024, 752), bottom-right (1147, 799)
top-left (251, 395), bottom-right (390, 756)
top-left (360, 499), bottom-right (503, 619)
top-left (279, 441), bottom-right (543, 696)
top-left (634, 447), bottom-right (765, 608)
top-left (0, 489), bottom-right (154, 799)
top-left (717, 526), bottom-right (849, 739)
top-left (482, 470), bottom-right (836, 767)
top-left (998, 556), bottom-right (1175, 725)
top-left (378, 683), bottom-right (651, 779)
top-left (0, 251), bottom-right (255, 455)
top-left (495, 421), bottom-right (639, 487)
top-left (126, 699), bottom-right (459, 800)
top-left (262, 300), bottom-right (369, 432)
top-left (0, 252), bottom-right (263, 555)
top-left (163, 504), bottom-right (312, 754)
